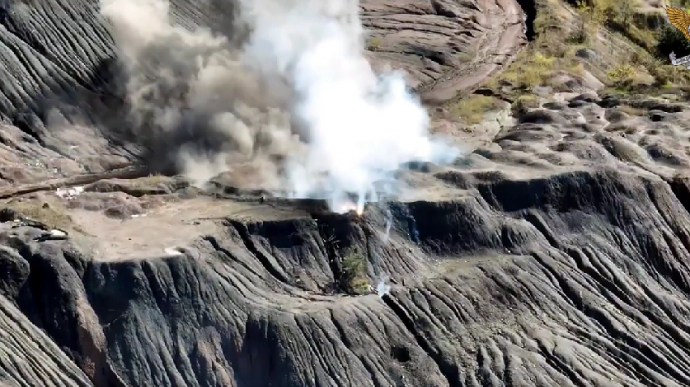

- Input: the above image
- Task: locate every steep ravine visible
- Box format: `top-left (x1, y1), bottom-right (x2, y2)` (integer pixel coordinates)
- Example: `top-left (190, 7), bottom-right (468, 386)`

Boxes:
top-left (3, 170), bottom-right (690, 386)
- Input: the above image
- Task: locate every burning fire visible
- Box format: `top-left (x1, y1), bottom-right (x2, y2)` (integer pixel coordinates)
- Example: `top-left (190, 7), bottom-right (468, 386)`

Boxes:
top-left (338, 202), bottom-right (364, 216)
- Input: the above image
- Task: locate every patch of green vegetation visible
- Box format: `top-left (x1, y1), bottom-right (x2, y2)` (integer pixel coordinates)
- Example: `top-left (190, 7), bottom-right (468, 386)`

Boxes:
top-left (577, 0), bottom-right (690, 88)
top-left (367, 36), bottom-right (383, 51)
top-left (648, 63), bottom-right (690, 87)
top-left (341, 252), bottom-right (370, 295)
top-left (656, 24), bottom-right (690, 59)
top-left (447, 95), bottom-right (504, 124)
top-left (606, 63), bottom-right (646, 90)
top-left (483, 0), bottom-right (591, 96)
top-left (575, 0), bottom-right (655, 49)
top-left (617, 45), bottom-right (690, 90)
top-left (511, 94), bottom-right (540, 115)
top-left (487, 0), bottom-right (690, 98)
top-left (533, 0), bottom-right (569, 33)
top-left (500, 52), bottom-right (556, 90)
top-left (489, 46), bottom-right (589, 97)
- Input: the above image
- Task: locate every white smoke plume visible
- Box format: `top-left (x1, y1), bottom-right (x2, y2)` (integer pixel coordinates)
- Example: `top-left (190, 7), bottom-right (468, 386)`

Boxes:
top-left (100, 0), bottom-right (458, 212)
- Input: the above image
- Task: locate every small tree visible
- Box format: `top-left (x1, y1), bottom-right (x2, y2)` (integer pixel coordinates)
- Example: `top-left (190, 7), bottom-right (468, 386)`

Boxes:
top-left (656, 23), bottom-right (690, 60)
top-left (340, 252), bottom-right (370, 295)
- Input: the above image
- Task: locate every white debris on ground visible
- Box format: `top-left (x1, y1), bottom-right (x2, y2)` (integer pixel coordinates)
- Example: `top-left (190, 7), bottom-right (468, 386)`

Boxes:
top-left (49, 229), bottom-right (67, 238)
top-left (33, 229), bottom-right (69, 242)
top-left (164, 247), bottom-right (185, 256)
top-left (376, 277), bottom-right (391, 298)
top-left (55, 186), bottom-right (84, 200)
top-left (130, 213), bottom-right (148, 218)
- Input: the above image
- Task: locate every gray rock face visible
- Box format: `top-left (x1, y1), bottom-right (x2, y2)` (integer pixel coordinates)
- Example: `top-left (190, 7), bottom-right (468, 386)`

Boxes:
top-left (4, 169), bottom-right (690, 386)
top-left (0, 0), bottom-right (526, 186)
top-left (2, 0), bottom-right (690, 387)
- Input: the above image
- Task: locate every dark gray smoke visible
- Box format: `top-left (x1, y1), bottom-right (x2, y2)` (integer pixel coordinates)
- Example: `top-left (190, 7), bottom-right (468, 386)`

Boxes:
top-left (100, 0), bottom-right (458, 211)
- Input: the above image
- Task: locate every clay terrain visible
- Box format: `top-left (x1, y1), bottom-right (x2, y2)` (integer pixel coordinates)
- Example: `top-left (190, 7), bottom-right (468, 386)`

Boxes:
top-left (3, 0), bottom-right (690, 386)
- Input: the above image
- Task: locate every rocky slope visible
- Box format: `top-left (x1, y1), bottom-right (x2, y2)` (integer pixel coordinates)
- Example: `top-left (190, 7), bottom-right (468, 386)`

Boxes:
top-left (2, 0), bottom-right (690, 387)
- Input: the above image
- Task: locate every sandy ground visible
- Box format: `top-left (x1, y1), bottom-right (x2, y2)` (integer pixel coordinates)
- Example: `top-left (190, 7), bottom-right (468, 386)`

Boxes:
top-left (63, 195), bottom-right (313, 261)
top-left (16, 87), bottom-right (690, 262)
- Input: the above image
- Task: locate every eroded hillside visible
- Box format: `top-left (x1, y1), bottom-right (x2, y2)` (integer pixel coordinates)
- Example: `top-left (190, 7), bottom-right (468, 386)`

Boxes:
top-left (2, 0), bottom-right (690, 386)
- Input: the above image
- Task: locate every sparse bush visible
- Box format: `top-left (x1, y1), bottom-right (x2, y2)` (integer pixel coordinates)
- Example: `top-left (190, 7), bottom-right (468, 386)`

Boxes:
top-left (567, 22), bottom-right (590, 44)
top-left (448, 95), bottom-right (504, 124)
top-left (647, 61), bottom-right (690, 87)
top-left (500, 52), bottom-right (556, 90)
top-left (341, 252), bottom-right (370, 295)
top-left (607, 64), bottom-right (637, 80)
top-left (655, 23), bottom-right (690, 59)
top-left (533, 52), bottom-right (556, 66)
top-left (533, 0), bottom-right (565, 34)
top-left (490, 0), bottom-right (689, 98)
top-left (575, 0), bottom-right (607, 27)
top-left (367, 36), bottom-right (383, 51)
top-left (511, 95), bottom-right (539, 115)
top-left (607, 64), bottom-right (644, 90)
top-left (575, 0), bottom-right (654, 49)
top-left (575, 0), bottom-right (635, 27)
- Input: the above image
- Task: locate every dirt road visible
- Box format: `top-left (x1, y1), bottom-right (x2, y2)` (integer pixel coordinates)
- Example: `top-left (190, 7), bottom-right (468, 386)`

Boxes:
top-left (362, 0), bottom-right (527, 104)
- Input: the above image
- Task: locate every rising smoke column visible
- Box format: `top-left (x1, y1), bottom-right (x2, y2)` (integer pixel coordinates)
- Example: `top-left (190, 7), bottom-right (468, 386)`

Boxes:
top-left (100, 0), bottom-right (302, 189)
top-left (242, 0), bottom-right (458, 212)
top-left (101, 0), bottom-right (458, 213)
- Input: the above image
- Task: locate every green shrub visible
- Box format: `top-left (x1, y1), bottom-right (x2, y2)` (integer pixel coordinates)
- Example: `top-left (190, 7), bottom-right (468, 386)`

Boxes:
top-left (341, 252), bottom-right (370, 295)
top-left (656, 23), bottom-right (690, 59)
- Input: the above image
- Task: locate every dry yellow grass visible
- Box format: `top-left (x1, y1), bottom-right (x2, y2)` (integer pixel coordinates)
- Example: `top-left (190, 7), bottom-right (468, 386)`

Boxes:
top-left (575, 0), bottom-right (655, 48)
top-left (607, 64), bottom-right (648, 89)
top-left (367, 36), bottom-right (383, 51)
top-left (447, 95), bottom-right (504, 125)
top-left (4, 198), bottom-right (76, 231)
top-left (486, 0), bottom-right (690, 97)
top-left (511, 94), bottom-right (540, 115)
top-left (498, 52), bottom-right (557, 90)
top-left (533, 0), bottom-right (568, 33)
